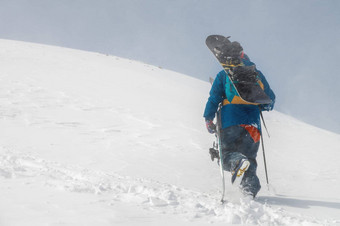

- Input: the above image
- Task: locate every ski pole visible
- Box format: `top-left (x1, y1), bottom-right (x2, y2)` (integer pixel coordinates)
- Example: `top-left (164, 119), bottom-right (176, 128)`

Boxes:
top-left (259, 110), bottom-right (270, 188)
top-left (260, 128), bottom-right (269, 186)
top-left (260, 111), bottom-right (270, 138)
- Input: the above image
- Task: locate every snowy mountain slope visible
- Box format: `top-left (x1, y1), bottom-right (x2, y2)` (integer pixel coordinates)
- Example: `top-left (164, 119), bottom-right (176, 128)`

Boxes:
top-left (0, 39), bottom-right (339, 225)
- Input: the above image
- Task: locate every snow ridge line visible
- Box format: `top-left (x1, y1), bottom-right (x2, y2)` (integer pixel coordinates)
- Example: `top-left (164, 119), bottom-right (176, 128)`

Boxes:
top-left (0, 150), bottom-right (330, 225)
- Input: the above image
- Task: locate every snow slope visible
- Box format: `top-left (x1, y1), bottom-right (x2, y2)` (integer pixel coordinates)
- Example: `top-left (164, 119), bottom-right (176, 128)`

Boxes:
top-left (0, 39), bottom-right (339, 225)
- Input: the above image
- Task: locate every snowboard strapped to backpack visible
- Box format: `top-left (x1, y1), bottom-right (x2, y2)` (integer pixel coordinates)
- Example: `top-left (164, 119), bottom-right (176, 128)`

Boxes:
top-left (206, 35), bottom-right (272, 105)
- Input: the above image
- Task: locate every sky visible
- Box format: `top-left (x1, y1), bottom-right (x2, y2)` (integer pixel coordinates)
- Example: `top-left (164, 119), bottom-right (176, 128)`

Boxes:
top-left (0, 0), bottom-right (339, 133)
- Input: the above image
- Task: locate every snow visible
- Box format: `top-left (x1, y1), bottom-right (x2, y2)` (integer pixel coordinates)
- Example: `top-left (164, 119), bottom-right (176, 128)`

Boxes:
top-left (0, 39), bottom-right (339, 225)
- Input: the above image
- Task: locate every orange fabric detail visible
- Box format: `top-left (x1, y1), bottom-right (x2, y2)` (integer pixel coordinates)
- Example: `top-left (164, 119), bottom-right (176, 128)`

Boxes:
top-left (222, 96), bottom-right (259, 106)
top-left (257, 80), bottom-right (265, 90)
top-left (231, 95), bottom-right (247, 104)
top-left (231, 96), bottom-right (259, 105)
top-left (240, 124), bottom-right (261, 143)
top-left (223, 99), bottom-right (230, 105)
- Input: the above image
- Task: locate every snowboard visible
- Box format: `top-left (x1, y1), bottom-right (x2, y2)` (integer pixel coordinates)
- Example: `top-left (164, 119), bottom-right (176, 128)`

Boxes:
top-left (206, 35), bottom-right (272, 105)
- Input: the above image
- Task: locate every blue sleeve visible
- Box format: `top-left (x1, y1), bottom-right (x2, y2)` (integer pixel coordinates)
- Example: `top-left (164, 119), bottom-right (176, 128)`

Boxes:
top-left (203, 71), bottom-right (226, 120)
top-left (257, 70), bottom-right (276, 111)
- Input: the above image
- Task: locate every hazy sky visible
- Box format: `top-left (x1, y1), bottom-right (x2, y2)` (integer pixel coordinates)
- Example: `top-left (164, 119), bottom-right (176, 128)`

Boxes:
top-left (1, 0), bottom-right (339, 133)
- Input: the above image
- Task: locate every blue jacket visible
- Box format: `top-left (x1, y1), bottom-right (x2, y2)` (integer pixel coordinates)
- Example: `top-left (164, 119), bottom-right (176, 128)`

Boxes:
top-left (203, 56), bottom-right (275, 130)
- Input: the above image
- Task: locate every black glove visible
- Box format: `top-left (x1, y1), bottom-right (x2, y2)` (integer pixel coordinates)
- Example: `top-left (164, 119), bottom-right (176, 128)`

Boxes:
top-left (260, 103), bottom-right (274, 111)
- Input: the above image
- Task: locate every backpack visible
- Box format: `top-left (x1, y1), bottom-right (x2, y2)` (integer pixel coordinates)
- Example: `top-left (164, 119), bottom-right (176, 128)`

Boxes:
top-left (224, 65), bottom-right (264, 105)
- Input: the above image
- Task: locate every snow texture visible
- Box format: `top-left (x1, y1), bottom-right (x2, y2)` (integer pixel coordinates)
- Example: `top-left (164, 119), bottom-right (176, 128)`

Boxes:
top-left (0, 39), bottom-right (339, 225)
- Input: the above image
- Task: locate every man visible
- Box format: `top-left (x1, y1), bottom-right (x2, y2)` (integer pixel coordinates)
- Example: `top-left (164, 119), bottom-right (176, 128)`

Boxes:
top-left (204, 41), bottom-right (275, 198)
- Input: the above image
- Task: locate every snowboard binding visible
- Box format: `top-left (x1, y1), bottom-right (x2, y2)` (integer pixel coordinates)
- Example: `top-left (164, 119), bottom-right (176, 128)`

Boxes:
top-left (208, 35), bottom-right (243, 67)
top-left (229, 65), bottom-right (258, 83)
top-left (209, 146), bottom-right (220, 163)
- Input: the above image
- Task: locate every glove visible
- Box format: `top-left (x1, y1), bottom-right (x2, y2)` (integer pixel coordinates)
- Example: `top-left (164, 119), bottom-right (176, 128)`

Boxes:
top-left (260, 103), bottom-right (274, 111)
top-left (205, 120), bottom-right (216, 134)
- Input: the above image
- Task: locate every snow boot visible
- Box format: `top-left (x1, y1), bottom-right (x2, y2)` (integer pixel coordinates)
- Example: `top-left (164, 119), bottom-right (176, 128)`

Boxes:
top-left (231, 159), bottom-right (250, 184)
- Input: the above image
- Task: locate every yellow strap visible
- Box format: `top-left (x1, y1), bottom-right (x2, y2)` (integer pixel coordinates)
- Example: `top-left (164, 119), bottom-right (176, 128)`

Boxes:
top-left (257, 80), bottom-right (264, 90)
top-left (223, 99), bottom-right (230, 105)
top-left (223, 96), bottom-right (260, 106)
top-left (221, 63), bottom-right (243, 68)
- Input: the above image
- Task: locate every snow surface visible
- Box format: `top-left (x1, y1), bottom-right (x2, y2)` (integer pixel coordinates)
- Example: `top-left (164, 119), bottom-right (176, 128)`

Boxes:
top-left (0, 39), bottom-right (339, 226)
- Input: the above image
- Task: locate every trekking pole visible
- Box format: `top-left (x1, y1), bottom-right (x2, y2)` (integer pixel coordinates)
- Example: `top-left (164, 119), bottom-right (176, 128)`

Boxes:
top-left (259, 110), bottom-right (270, 188)
top-left (260, 129), bottom-right (269, 187)
top-left (260, 111), bottom-right (270, 138)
